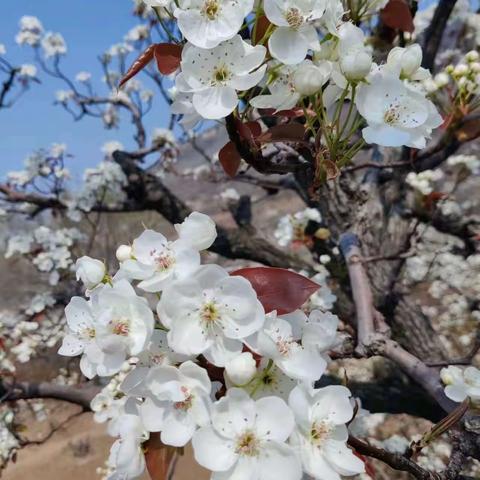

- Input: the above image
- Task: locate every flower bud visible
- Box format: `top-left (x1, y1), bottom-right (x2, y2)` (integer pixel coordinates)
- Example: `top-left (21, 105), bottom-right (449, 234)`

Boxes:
top-left (116, 244), bottom-right (133, 262)
top-left (75, 256), bottom-right (106, 289)
top-left (399, 44), bottom-right (422, 77)
top-left (470, 62), bottom-right (480, 73)
top-left (293, 63), bottom-right (329, 96)
top-left (434, 72), bottom-right (449, 88)
top-left (340, 49), bottom-right (372, 81)
top-left (225, 352), bottom-right (257, 385)
top-left (465, 50), bottom-right (480, 62)
top-left (453, 63), bottom-right (468, 77)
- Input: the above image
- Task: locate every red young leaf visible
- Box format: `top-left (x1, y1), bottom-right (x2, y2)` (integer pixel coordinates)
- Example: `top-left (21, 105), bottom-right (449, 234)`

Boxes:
top-left (256, 123), bottom-right (306, 144)
top-left (231, 267), bottom-right (319, 314)
top-left (235, 119), bottom-right (262, 144)
top-left (353, 452), bottom-right (376, 479)
top-left (144, 434), bottom-right (177, 480)
top-left (381, 0), bottom-right (414, 33)
top-left (253, 15), bottom-right (272, 45)
top-left (118, 44), bottom-right (155, 89)
top-left (154, 43), bottom-right (183, 75)
top-left (219, 141), bottom-right (242, 177)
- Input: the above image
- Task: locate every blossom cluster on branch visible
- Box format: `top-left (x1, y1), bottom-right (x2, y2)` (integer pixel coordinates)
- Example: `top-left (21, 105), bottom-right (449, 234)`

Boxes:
top-left (54, 211), bottom-right (366, 480)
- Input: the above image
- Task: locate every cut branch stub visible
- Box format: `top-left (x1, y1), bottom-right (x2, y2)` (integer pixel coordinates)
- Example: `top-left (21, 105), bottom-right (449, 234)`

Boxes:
top-left (231, 266), bottom-right (319, 314)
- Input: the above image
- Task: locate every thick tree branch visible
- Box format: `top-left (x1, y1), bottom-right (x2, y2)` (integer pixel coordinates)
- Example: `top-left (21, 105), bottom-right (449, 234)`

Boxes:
top-left (1, 380), bottom-right (99, 411)
top-left (422, 0), bottom-right (458, 71)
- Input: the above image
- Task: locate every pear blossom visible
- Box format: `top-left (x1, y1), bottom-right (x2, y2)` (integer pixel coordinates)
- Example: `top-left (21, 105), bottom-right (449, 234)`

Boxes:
top-left (75, 256), bottom-right (106, 290)
top-left (250, 64), bottom-right (301, 111)
top-left (248, 310), bottom-right (328, 383)
top-left (119, 229), bottom-right (200, 292)
top-left (116, 244), bottom-right (133, 263)
top-left (356, 71), bottom-right (443, 148)
top-left (441, 366), bottom-right (480, 403)
top-left (122, 361), bottom-right (212, 446)
top-left (174, 211), bottom-right (217, 251)
top-left (157, 264), bottom-right (265, 366)
top-left (337, 22), bottom-right (372, 81)
top-left (58, 280), bottom-right (154, 378)
top-left (245, 358), bottom-right (297, 401)
top-left (106, 414), bottom-right (148, 480)
top-left (386, 44), bottom-right (430, 81)
top-left (288, 384), bottom-right (365, 480)
top-left (177, 35), bottom-right (267, 119)
top-left (170, 90), bottom-right (202, 129)
top-left (192, 388), bottom-right (302, 480)
top-left (41, 32), bottom-right (67, 57)
top-left (265, 0), bottom-right (325, 65)
top-left (293, 61), bottom-right (332, 95)
top-left (174, 0), bottom-right (254, 49)
top-left (225, 352), bottom-right (257, 385)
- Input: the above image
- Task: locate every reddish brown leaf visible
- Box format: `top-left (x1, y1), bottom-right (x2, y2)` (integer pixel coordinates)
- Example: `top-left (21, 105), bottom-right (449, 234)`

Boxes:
top-left (253, 15), bottom-right (272, 45)
top-left (235, 119), bottom-right (262, 144)
top-left (231, 267), bottom-right (319, 314)
top-left (144, 434), bottom-right (177, 480)
top-left (154, 43), bottom-right (183, 75)
top-left (219, 141), bottom-right (242, 177)
top-left (119, 44), bottom-right (156, 89)
top-left (256, 123), bottom-right (306, 144)
top-left (353, 452), bottom-right (376, 479)
top-left (381, 0), bottom-right (414, 33)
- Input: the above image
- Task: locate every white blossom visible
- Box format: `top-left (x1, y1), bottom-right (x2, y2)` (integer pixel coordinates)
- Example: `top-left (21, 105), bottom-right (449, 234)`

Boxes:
top-left (174, 0), bottom-right (254, 49)
top-left (289, 384), bottom-right (365, 479)
top-left (192, 388), bottom-right (302, 480)
top-left (265, 0), bottom-right (325, 65)
top-left (177, 35), bottom-right (266, 119)
top-left (441, 366), bottom-right (480, 403)
top-left (157, 264), bottom-right (265, 366)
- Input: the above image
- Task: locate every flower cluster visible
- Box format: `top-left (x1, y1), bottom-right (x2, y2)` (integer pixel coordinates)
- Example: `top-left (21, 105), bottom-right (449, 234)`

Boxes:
top-left (5, 226), bottom-right (85, 285)
top-left (441, 365), bottom-right (480, 404)
top-left (58, 212), bottom-right (364, 480)
top-left (132, 0), bottom-right (443, 153)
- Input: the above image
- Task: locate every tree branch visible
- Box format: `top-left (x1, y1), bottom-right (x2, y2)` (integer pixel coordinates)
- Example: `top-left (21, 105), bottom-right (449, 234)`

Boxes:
top-left (422, 0), bottom-right (458, 71)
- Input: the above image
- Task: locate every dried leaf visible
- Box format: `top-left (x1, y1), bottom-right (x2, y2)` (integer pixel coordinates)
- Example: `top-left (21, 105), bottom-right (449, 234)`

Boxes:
top-left (381, 0), bottom-right (414, 33)
top-left (219, 141), bottom-right (242, 177)
top-left (119, 44), bottom-right (156, 89)
top-left (231, 267), bottom-right (319, 314)
top-left (321, 159), bottom-right (340, 180)
top-left (154, 43), bottom-right (183, 75)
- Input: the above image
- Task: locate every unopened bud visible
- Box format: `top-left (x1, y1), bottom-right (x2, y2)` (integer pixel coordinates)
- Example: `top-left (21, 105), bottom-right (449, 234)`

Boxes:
top-left (116, 244), bottom-right (133, 262)
top-left (340, 49), bottom-right (372, 81)
top-left (225, 352), bottom-right (257, 385)
top-left (293, 63), bottom-right (328, 96)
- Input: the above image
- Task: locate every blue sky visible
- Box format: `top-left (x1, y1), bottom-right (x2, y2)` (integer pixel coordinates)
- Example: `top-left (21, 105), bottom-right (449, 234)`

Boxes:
top-left (0, 0), bottom-right (171, 178)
